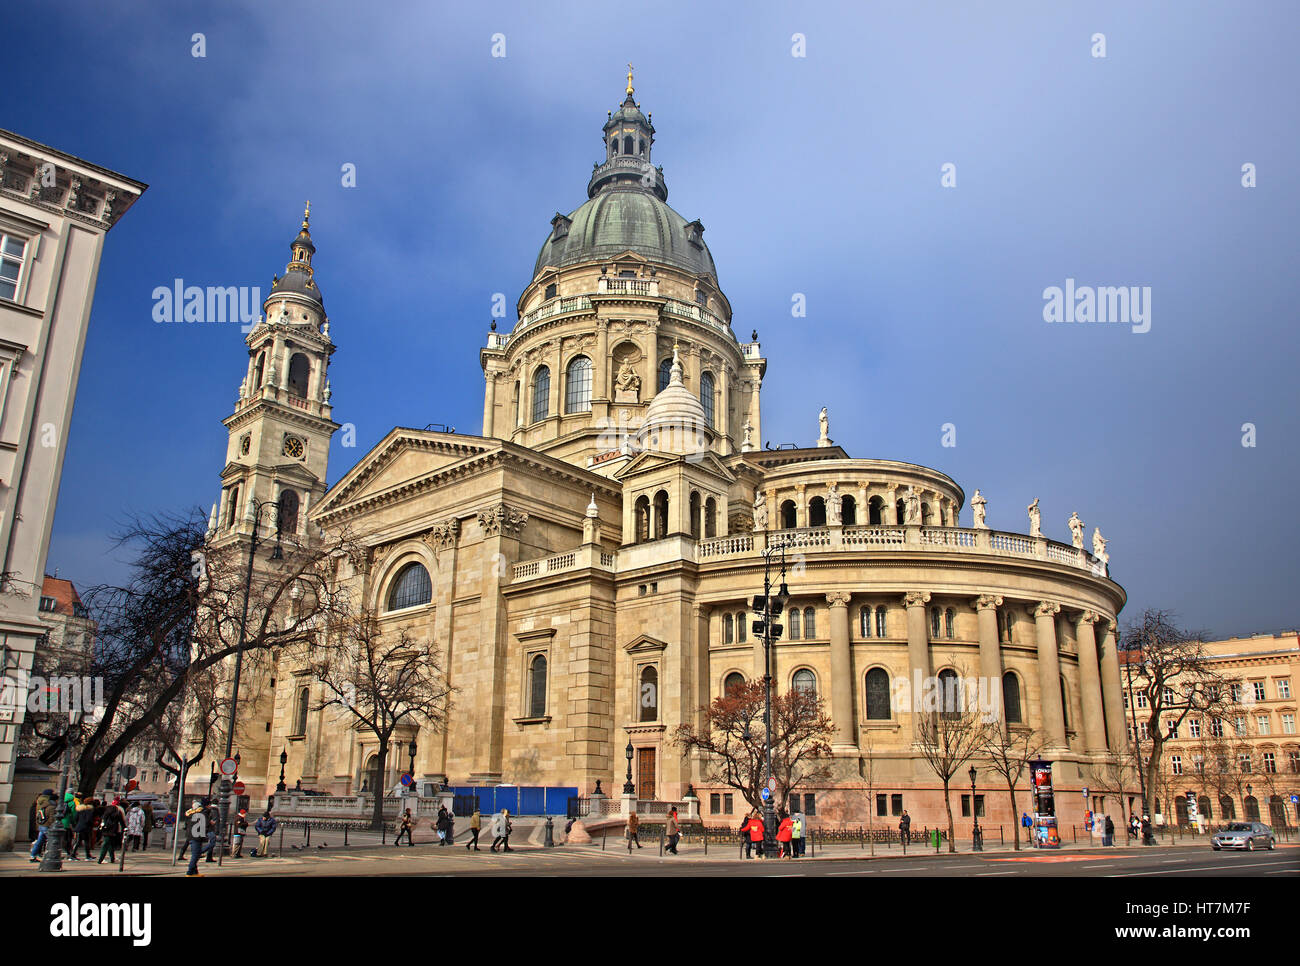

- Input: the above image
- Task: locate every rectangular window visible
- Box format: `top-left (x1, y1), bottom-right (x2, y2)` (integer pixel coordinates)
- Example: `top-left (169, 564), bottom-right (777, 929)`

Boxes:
top-left (961, 794), bottom-right (971, 817)
top-left (0, 233), bottom-right (27, 301)
top-left (1278, 678), bottom-right (1292, 700)
top-left (803, 793), bottom-right (816, 816)
top-left (1230, 683), bottom-right (1243, 702)
top-left (1135, 692), bottom-right (1147, 709)
top-left (1210, 717), bottom-right (1223, 738)
top-left (1257, 714), bottom-right (1271, 735)
top-left (1122, 692), bottom-right (1129, 710)
top-left (38, 596), bottom-right (57, 612)
top-left (876, 794), bottom-right (887, 817)
top-left (1289, 751), bottom-right (1300, 773)
top-left (1193, 755), bottom-right (1204, 774)
top-left (1138, 721), bottom-right (1149, 740)
top-left (1282, 713), bottom-right (1296, 735)
top-left (724, 793), bottom-right (733, 814)
top-left (1238, 754), bottom-right (1251, 773)
top-left (1189, 718), bottom-right (1201, 739)
top-left (1163, 687), bottom-right (1175, 706)
top-left (975, 794), bottom-right (984, 817)
top-left (1171, 755), bottom-right (1182, 776)
top-left (890, 794), bottom-right (903, 816)
top-left (710, 793), bottom-right (720, 814)
top-left (1253, 681), bottom-right (1267, 702)
top-left (1166, 719), bottom-right (1179, 739)
top-left (1263, 752), bottom-right (1276, 773)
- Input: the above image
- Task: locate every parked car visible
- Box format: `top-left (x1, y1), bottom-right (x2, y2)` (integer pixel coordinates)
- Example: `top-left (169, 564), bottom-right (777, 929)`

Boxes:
top-left (1210, 821), bottom-right (1275, 851)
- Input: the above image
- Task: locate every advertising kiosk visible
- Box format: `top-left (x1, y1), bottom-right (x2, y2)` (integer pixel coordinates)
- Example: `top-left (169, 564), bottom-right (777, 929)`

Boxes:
top-left (1029, 759), bottom-right (1061, 849)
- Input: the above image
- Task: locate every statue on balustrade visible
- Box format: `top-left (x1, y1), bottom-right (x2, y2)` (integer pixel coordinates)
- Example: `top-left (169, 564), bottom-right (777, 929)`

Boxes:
top-left (1027, 497), bottom-right (1042, 537)
top-left (752, 490), bottom-right (767, 531)
top-left (1092, 527), bottom-right (1109, 565)
top-left (827, 483), bottom-right (841, 525)
top-left (971, 489), bottom-right (988, 529)
top-left (905, 486), bottom-right (921, 524)
top-left (817, 406), bottom-right (831, 447)
top-left (1068, 511), bottom-right (1085, 549)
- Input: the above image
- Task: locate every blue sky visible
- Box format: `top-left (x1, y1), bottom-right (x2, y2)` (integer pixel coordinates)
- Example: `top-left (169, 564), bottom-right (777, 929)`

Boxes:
top-left (7, 0), bottom-right (1297, 638)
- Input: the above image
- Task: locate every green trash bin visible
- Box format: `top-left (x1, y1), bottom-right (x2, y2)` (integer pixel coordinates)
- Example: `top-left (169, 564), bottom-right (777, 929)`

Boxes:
top-left (931, 828), bottom-right (940, 850)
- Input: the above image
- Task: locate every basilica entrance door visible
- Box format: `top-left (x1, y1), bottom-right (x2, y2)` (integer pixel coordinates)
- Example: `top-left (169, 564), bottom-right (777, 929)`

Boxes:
top-left (637, 748), bottom-right (656, 801)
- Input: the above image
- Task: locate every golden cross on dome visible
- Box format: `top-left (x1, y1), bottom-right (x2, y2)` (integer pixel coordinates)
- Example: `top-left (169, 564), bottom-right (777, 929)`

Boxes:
top-left (302, 200), bottom-right (311, 229)
top-left (626, 63), bottom-right (634, 96)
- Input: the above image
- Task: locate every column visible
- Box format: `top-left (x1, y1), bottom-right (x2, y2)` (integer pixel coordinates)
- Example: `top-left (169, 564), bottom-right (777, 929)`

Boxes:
top-left (974, 595), bottom-right (1004, 728)
top-left (516, 365), bottom-right (527, 429)
top-left (482, 371), bottom-right (497, 438)
top-left (1034, 601), bottom-right (1067, 749)
top-left (826, 593), bottom-right (856, 752)
top-left (1075, 612), bottom-right (1107, 754)
top-left (718, 365), bottom-right (730, 454)
top-left (596, 319), bottom-right (609, 400)
top-left (887, 485), bottom-right (900, 525)
top-left (1098, 619), bottom-right (1127, 753)
top-left (551, 340), bottom-right (562, 418)
top-left (796, 484), bottom-right (806, 528)
top-left (904, 592), bottom-right (932, 741)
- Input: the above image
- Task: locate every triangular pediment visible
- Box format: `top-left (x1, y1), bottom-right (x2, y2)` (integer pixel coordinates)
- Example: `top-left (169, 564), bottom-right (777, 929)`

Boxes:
top-left (616, 448), bottom-right (736, 484)
top-left (625, 634), bottom-right (669, 653)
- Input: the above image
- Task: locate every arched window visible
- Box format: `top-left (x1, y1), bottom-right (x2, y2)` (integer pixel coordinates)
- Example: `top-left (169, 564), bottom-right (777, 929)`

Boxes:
top-left (859, 606), bottom-right (871, 637)
top-left (1060, 675), bottom-right (1070, 730)
top-left (252, 352), bottom-right (265, 389)
top-left (635, 495), bottom-right (650, 543)
top-left (1219, 795), bottom-right (1236, 820)
top-left (736, 611), bottom-right (747, 643)
top-left (788, 608), bottom-right (801, 640)
top-left (287, 353), bottom-right (310, 398)
top-left (611, 137), bottom-right (619, 155)
top-left (895, 499), bottom-right (905, 524)
top-left (690, 491), bottom-right (702, 539)
top-left (277, 488), bottom-right (300, 535)
top-left (387, 562), bottom-right (432, 611)
top-left (723, 613), bottom-right (733, 644)
top-left (920, 502), bottom-right (932, 526)
top-left (653, 490), bottom-right (669, 539)
top-left (803, 607), bottom-right (816, 639)
top-left (658, 358), bottom-right (673, 392)
top-left (945, 607), bottom-right (956, 639)
top-left (511, 380), bottom-right (520, 425)
top-left (793, 669), bottom-right (816, 696)
top-left (226, 484), bottom-right (241, 530)
top-left (938, 669), bottom-right (961, 718)
top-left (565, 355), bottom-right (592, 413)
top-left (930, 608), bottom-right (941, 639)
top-left (700, 371), bottom-right (715, 428)
top-left (704, 497), bottom-right (717, 538)
top-left (841, 495), bottom-right (857, 526)
top-left (623, 135), bottom-right (633, 155)
top-left (866, 668), bottom-right (891, 720)
top-left (809, 497), bottom-right (826, 527)
top-left (1244, 795), bottom-right (1260, 821)
top-left (531, 365), bottom-right (550, 422)
top-left (294, 685), bottom-right (309, 736)
top-left (723, 672), bottom-right (745, 696)
top-left (780, 500), bottom-right (797, 529)
top-left (528, 654), bottom-right (548, 718)
top-left (1198, 795), bottom-right (1212, 821)
top-left (639, 666), bottom-right (658, 722)
top-left (868, 496), bottom-right (884, 525)
top-left (1003, 672), bottom-right (1022, 723)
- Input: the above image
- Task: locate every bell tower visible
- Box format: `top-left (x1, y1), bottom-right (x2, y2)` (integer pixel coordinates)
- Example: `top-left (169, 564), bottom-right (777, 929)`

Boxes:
top-left (211, 203), bottom-right (339, 544)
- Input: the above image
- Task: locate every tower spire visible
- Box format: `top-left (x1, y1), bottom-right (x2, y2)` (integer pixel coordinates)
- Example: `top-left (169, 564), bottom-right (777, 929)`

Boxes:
top-left (626, 63), bottom-right (634, 96)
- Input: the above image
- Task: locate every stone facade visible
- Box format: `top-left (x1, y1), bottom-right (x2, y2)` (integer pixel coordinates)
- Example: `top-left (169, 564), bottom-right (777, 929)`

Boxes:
top-left (202, 80), bottom-right (1135, 833)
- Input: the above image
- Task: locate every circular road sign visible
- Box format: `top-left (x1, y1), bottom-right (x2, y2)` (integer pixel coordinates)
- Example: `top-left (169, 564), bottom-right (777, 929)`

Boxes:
top-left (218, 757), bottom-right (238, 777)
top-left (760, 788), bottom-right (771, 802)
top-left (768, 776), bottom-right (777, 792)
top-left (232, 781), bottom-right (245, 796)
top-left (400, 773), bottom-right (413, 786)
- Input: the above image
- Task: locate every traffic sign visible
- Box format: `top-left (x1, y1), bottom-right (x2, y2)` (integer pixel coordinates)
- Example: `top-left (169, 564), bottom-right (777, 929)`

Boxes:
top-left (232, 781), bottom-right (245, 796)
top-left (1081, 786), bottom-right (1088, 797)
top-left (400, 773), bottom-right (413, 786)
top-left (1291, 795), bottom-right (1299, 804)
top-left (760, 788), bottom-right (771, 802)
top-left (768, 776), bottom-right (777, 792)
top-left (218, 757), bottom-right (238, 777)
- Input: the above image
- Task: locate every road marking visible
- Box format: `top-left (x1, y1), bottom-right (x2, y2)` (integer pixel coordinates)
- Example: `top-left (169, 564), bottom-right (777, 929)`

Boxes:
top-left (1161, 858), bottom-right (1187, 863)
top-left (1265, 869), bottom-right (1298, 874)
top-left (827, 870), bottom-right (873, 876)
top-left (1107, 859), bottom-right (1291, 876)
top-left (975, 871), bottom-right (1017, 876)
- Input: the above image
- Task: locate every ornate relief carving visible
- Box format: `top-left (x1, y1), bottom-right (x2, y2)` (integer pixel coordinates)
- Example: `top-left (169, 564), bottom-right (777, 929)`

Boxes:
top-left (424, 517), bottom-right (461, 549)
top-left (1034, 600), bottom-right (1061, 619)
top-left (903, 591), bottom-right (931, 608)
top-left (1078, 610), bottom-right (1101, 625)
top-left (825, 592), bottom-right (851, 607)
top-left (477, 502), bottom-right (528, 536)
top-left (974, 594), bottom-right (1003, 611)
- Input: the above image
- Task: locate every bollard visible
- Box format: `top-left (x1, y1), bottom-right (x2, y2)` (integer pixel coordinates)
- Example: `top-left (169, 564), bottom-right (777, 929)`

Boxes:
top-left (278, 825), bottom-right (284, 858)
top-left (306, 821), bottom-right (310, 846)
top-left (344, 826), bottom-right (348, 847)
top-left (859, 825), bottom-right (864, 850)
top-left (544, 816), bottom-right (554, 848)
top-left (601, 828), bottom-right (606, 850)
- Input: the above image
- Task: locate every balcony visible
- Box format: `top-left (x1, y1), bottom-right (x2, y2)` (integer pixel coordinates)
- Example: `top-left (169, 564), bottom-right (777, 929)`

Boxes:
top-left (597, 276), bottom-right (659, 297)
top-left (515, 294), bottom-right (594, 332)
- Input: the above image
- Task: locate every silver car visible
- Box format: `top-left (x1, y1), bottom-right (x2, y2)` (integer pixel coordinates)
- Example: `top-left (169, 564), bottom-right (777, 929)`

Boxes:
top-left (1211, 821), bottom-right (1275, 851)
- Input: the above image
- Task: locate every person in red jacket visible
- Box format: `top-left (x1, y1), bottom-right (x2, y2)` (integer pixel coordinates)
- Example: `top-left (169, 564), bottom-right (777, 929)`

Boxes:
top-left (742, 811), bottom-right (766, 859)
top-left (777, 813), bottom-right (794, 858)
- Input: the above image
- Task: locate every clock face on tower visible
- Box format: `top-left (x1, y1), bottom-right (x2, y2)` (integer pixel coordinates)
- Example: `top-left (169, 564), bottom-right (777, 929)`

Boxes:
top-left (283, 435), bottom-right (305, 459)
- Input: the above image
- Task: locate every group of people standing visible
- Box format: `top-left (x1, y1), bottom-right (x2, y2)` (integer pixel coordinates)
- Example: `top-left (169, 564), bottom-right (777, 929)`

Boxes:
top-left (28, 789), bottom-right (156, 865)
top-left (739, 809), bottom-right (807, 859)
top-left (394, 806), bottom-right (513, 851)
top-left (183, 798), bottom-right (277, 876)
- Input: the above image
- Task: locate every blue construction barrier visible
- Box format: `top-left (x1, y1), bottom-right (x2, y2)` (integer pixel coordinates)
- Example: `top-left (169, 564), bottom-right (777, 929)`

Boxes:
top-left (449, 785), bottom-right (577, 816)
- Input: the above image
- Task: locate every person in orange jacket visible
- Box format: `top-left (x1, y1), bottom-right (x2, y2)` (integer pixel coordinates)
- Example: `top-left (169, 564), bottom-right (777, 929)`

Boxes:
top-left (742, 811), bottom-right (766, 859)
top-left (777, 813), bottom-right (794, 858)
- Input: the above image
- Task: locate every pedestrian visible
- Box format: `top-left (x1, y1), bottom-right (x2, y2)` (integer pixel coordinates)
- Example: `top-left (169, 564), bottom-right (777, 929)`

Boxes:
top-left (61, 792), bottom-right (79, 861)
top-left (253, 810), bottom-right (276, 857)
top-left (1141, 814), bottom-right (1154, 846)
top-left (777, 813), bottom-right (794, 858)
top-left (446, 809), bottom-right (455, 847)
top-left (790, 811), bottom-right (804, 858)
top-left (231, 809), bottom-right (249, 857)
top-left (98, 797), bottom-right (126, 864)
top-left (184, 798), bottom-right (209, 877)
top-left (72, 795), bottom-right (95, 860)
top-left (1103, 814), bottom-right (1115, 847)
top-left (201, 800), bottom-right (219, 863)
top-left (899, 810), bottom-right (911, 846)
top-left (395, 808), bottom-right (414, 847)
top-left (435, 805), bottom-right (449, 846)
top-left (743, 810), bottom-right (765, 858)
top-left (1022, 811), bottom-right (1031, 831)
top-left (626, 810), bottom-right (642, 849)
top-left (28, 789), bottom-right (55, 862)
top-left (665, 807), bottom-right (680, 854)
top-left (466, 808), bottom-right (482, 851)
top-left (141, 800), bottom-right (154, 851)
top-left (490, 808), bottom-right (512, 851)
top-left (126, 802), bottom-right (145, 852)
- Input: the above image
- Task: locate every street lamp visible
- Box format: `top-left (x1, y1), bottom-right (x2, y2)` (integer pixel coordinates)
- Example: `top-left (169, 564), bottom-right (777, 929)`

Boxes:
top-left (623, 740), bottom-right (635, 795)
top-left (751, 533), bottom-right (789, 859)
top-left (969, 765), bottom-right (982, 851)
top-left (407, 738), bottom-right (417, 782)
top-left (216, 497), bottom-right (283, 867)
top-left (277, 748), bottom-right (288, 792)
top-left (38, 709), bottom-right (84, 872)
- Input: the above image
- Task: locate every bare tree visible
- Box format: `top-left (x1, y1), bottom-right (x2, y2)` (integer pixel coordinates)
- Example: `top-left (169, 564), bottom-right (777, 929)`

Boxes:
top-left (860, 728), bottom-right (877, 854)
top-left (1090, 745), bottom-right (1142, 833)
top-left (915, 669), bottom-right (994, 853)
top-left (1121, 610), bottom-right (1235, 819)
top-left (673, 679), bottom-right (834, 815)
top-left (310, 613), bottom-right (453, 830)
top-left (984, 724), bottom-right (1043, 850)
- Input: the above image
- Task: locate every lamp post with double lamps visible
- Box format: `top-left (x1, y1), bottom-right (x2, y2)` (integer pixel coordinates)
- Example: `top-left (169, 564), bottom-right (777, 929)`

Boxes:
top-left (38, 708), bottom-right (85, 872)
top-left (216, 498), bottom-right (283, 869)
top-left (751, 535), bottom-right (789, 859)
top-left (969, 765), bottom-right (982, 851)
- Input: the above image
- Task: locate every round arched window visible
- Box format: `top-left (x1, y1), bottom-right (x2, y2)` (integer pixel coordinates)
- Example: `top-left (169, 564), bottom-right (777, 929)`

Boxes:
top-left (723, 672), bottom-right (745, 696)
top-left (387, 562), bottom-right (432, 611)
top-left (792, 669), bottom-right (816, 695)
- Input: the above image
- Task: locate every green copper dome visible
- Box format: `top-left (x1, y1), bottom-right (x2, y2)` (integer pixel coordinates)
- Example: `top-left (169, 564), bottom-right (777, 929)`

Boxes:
top-left (534, 187), bottom-right (717, 280)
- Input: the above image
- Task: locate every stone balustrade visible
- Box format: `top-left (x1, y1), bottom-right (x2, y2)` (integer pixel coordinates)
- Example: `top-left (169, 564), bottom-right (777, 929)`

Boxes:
top-left (597, 276), bottom-right (659, 297)
top-left (515, 294), bottom-right (594, 331)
